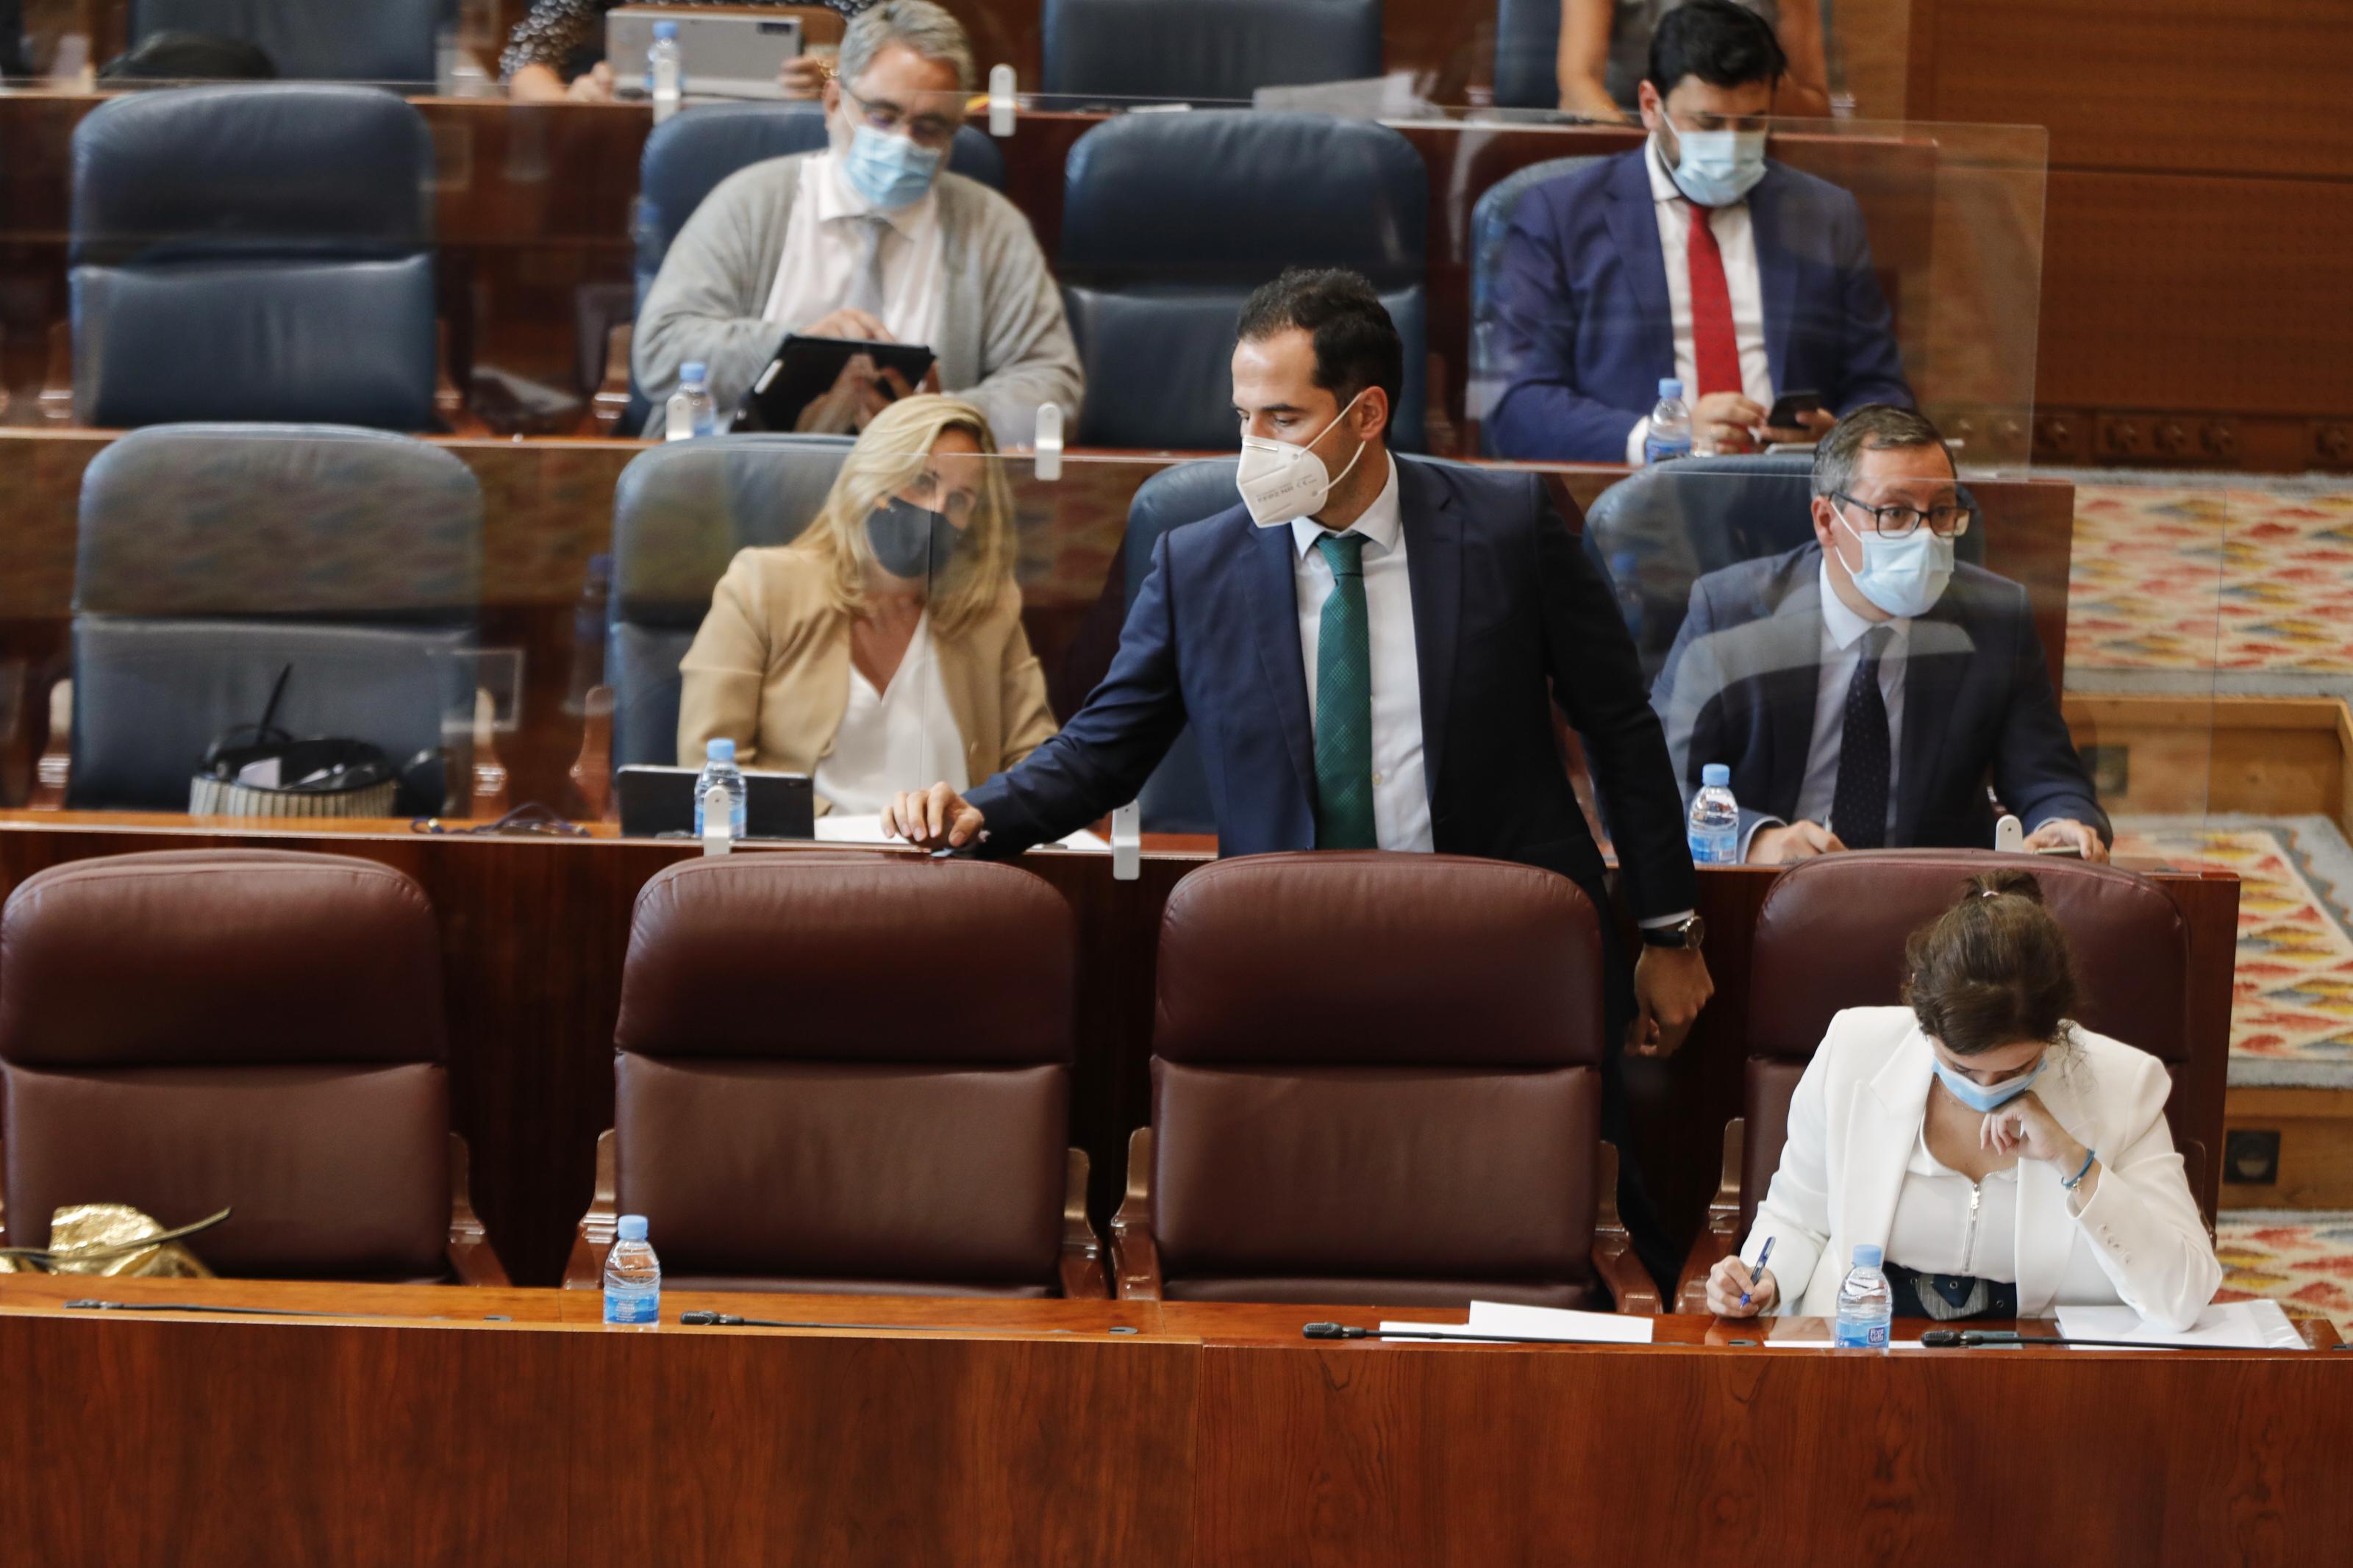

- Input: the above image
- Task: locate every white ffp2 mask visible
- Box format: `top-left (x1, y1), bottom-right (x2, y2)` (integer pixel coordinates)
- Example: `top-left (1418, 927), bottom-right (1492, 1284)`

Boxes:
top-left (1235, 390), bottom-right (1369, 527)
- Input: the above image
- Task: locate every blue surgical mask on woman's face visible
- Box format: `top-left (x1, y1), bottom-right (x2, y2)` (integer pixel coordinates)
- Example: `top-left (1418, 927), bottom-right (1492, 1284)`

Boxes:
top-left (1660, 118), bottom-right (1767, 207)
top-left (1836, 507), bottom-right (1955, 620)
top-left (1933, 1055), bottom-right (2044, 1114)
top-left (842, 123), bottom-right (943, 210)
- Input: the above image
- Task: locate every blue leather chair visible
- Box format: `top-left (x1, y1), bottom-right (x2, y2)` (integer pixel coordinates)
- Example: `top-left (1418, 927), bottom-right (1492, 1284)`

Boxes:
top-left (1040, 0), bottom-right (1382, 101)
top-left (1492, 0), bottom-right (1562, 110)
top-left (1582, 454), bottom-right (1985, 679)
top-left (624, 103), bottom-right (1009, 428)
top-left (69, 85), bottom-right (437, 431)
top-left (605, 434), bottom-right (854, 768)
top-left (129, 0), bottom-right (443, 82)
top-left (1465, 154), bottom-right (1606, 454)
top-left (1059, 112), bottom-right (1429, 452)
top-left (69, 425), bottom-right (482, 812)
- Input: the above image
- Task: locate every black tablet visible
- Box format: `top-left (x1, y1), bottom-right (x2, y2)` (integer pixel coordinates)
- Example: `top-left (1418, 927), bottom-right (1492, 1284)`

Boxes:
top-left (614, 765), bottom-right (816, 840)
top-left (732, 334), bottom-right (936, 433)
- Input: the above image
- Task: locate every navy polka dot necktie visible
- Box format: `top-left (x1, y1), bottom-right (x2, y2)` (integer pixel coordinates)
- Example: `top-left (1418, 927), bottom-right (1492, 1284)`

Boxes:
top-left (1832, 626), bottom-right (1894, 850)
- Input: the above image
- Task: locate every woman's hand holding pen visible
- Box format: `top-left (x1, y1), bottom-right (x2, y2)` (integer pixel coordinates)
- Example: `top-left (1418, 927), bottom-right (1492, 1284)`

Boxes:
top-left (1704, 1255), bottom-right (1779, 1317)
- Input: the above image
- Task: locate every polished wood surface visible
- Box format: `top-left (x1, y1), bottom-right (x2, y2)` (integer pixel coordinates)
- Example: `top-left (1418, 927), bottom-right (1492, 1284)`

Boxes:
top-left (1, 1278), bottom-right (2342, 1567)
top-left (0, 816), bottom-right (2237, 1288)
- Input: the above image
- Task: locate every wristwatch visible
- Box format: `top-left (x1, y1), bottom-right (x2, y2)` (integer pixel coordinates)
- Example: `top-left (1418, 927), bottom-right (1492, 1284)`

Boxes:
top-left (1639, 914), bottom-right (1707, 951)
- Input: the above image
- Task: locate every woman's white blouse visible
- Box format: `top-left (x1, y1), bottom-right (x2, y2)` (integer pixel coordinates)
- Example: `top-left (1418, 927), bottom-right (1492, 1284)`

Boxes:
top-left (811, 614), bottom-right (969, 814)
top-left (1882, 1126), bottom-right (2021, 1281)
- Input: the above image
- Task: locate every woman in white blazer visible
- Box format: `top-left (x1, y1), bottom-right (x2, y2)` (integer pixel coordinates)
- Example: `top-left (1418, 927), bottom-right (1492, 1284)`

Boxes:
top-left (1707, 870), bottom-right (2222, 1332)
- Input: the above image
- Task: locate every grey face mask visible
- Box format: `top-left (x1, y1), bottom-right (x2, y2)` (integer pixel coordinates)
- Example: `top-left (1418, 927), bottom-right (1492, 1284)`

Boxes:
top-left (865, 496), bottom-right (962, 579)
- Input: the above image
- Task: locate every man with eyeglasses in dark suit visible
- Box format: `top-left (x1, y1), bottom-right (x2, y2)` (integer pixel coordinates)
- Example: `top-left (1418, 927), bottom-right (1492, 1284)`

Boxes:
top-left (1650, 405), bottom-right (2110, 864)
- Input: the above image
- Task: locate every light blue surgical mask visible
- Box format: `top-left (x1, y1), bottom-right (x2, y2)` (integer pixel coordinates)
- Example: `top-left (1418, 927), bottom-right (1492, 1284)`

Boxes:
top-left (1836, 508), bottom-right (1954, 619)
top-left (842, 123), bottom-right (943, 210)
top-left (1660, 122), bottom-right (1767, 207)
top-left (1932, 1055), bottom-right (2044, 1114)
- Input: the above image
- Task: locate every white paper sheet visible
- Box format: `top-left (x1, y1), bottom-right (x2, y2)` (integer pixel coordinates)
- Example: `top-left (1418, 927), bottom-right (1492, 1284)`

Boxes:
top-left (2054, 1298), bottom-right (2304, 1350)
top-left (814, 815), bottom-right (1109, 852)
top-left (1373, 1306), bottom-right (1653, 1345)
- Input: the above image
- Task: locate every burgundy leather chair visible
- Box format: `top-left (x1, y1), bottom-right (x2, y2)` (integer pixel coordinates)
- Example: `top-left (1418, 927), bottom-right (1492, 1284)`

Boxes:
top-left (1676, 849), bottom-right (2212, 1311)
top-left (565, 854), bottom-right (1105, 1297)
top-left (1112, 852), bottom-right (1656, 1311)
top-left (0, 850), bottom-right (501, 1284)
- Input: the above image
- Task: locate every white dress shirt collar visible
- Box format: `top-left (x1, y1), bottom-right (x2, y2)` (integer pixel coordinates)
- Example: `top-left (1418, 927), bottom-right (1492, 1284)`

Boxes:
top-left (1817, 557), bottom-right (1912, 653)
top-left (1287, 453), bottom-right (1402, 560)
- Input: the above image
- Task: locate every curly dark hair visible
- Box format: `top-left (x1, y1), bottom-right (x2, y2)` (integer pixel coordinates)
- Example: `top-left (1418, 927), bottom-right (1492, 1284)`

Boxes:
top-left (1902, 870), bottom-right (2080, 1056)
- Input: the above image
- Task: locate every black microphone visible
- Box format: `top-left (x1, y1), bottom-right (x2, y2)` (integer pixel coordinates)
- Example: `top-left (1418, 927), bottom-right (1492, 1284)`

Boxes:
top-left (1919, 1328), bottom-right (2225, 1352)
top-left (1301, 1321), bottom-right (1628, 1347)
top-left (677, 1311), bottom-right (1138, 1335)
top-left (65, 1298), bottom-right (453, 1322)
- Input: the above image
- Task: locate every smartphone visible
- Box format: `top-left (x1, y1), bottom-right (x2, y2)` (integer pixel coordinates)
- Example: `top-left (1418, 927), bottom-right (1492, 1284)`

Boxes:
top-left (1766, 390), bottom-right (1827, 429)
top-left (2033, 842), bottom-right (2085, 858)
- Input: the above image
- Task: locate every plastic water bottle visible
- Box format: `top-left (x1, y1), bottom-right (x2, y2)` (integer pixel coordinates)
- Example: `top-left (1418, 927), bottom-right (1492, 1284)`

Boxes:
top-left (648, 20), bottom-right (683, 123)
top-left (693, 736), bottom-right (747, 840)
top-left (665, 361), bottom-right (717, 442)
top-left (1644, 377), bottom-right (1693, 465)
top-left (603, 1213), bottom-right (661, 1328)
top-left (1688, 762), bottom-right (1740, 867)
top-left (1834, 1242), bottom-right (1894, 1351)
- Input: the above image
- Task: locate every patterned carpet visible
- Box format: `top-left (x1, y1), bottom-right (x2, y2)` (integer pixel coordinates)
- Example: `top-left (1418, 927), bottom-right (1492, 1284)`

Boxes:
top-left (2110, 816), bottom-right (2353, 1089)
top-left (2214, 1210), bottom-right (2353, 1336)
top-left (2064, 479), bottom-right (2353, 692)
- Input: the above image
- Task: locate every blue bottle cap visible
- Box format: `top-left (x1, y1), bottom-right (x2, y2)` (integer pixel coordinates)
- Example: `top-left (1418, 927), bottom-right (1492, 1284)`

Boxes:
top-left (681, 361), bottom-right (707, 385)
top-left (653, 20), bottom-right (677, 37)
top-left (1701, 763), bottom-right (1730, 787)
top-left (1852, 1242), bottom-right (1883, 1269)
top-left (616, 1214), bottom-right (649, 1242)
top-left (707, 737), bottom-right (735, 762)
top-left (1658, 378), bottom-right (1682, 399)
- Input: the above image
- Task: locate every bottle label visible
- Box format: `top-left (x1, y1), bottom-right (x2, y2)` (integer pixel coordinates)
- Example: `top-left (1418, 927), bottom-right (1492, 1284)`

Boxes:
top-left (1833, 1317), bottom-right (1889, 1349)
top-left (604, 1284), bottom-right (660, 1325)
top-left (1688, 828), bottom-right (1737, 866)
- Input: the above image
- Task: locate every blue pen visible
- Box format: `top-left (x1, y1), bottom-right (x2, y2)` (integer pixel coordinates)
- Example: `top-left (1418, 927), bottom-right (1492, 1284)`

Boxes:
top-left (1740, 1235), bottom-right (1776, 1309)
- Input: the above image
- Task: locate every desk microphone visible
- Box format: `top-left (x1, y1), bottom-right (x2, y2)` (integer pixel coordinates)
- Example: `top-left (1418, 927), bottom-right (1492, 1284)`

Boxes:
top-left (1302, 1322), bottom-right (1619, 1347)
top-left (65, 1298), bottom-right (450, 1322)
top-left (677, 1310), bottom-right (1138, 1335)
top-left (1919, 1328), bottom-right (2224, 1353)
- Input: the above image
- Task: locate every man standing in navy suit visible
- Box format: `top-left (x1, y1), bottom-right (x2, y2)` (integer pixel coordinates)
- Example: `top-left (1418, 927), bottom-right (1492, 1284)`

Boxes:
top-left (1652, 405), bottom-right (2110, 864)
top-left (1488, 0), bottom-right (1912, 463)
top-left (887, 269), bottom-right (1713, 1278)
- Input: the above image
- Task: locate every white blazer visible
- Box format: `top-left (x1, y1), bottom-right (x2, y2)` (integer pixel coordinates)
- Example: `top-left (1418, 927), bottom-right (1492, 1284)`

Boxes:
top-left (1741, 1007), bottom-right (2221, 1331)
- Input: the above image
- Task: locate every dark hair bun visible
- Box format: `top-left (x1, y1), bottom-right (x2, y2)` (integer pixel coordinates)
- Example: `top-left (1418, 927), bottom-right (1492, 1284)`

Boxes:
top-left (1964, 868), bottom-right (2045, 905)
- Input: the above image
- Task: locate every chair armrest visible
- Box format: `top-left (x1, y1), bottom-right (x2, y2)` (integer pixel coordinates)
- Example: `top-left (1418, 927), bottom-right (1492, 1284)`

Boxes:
top-left (1057, 1146), bottom-right (1108, 1299)
top-left (445, 1133), bottom-right (510, 1286)
top-left (40, 321), bottom-right (74, 423)
top-left (563, 1128), bottom-right (620, 1290)
top-left (29, 679), bottom-right (70, 810)
top-left (1108, 1125), bottom-right (1161, 1300)
top-left (1590, 1141), bottom-right (1660, 1314)
top-left (1674, 1118), bottom-right (1746, 1314)
top-left (590, 321), bottom-right (635, 436)
top-left (465, 688), bottom-right (511, 820)
top-left (571, 685), bottom-right (615, 823)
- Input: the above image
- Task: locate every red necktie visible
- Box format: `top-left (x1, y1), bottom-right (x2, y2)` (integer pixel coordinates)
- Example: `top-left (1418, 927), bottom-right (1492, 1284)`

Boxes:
top-left (1686, 203), bottom-right (1741, 399)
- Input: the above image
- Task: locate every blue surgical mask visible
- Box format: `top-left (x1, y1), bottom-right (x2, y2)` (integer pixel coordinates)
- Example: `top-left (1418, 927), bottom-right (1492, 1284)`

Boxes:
top-left (1933, 1056), bottom-right (2044, 1114)
top-left (1661, 123), bottom-right (1767, 207)
top-left (1836, 509), bottom-right (1954, 619)
top-left (842, 123), bottom-right (943, 210)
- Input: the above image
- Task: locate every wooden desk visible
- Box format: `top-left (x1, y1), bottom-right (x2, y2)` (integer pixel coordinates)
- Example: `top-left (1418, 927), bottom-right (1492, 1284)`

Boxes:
top-left (0, 1278), bottom-right (2343, 1566)
top-left (0, 815), bottom-right (2237, 1290)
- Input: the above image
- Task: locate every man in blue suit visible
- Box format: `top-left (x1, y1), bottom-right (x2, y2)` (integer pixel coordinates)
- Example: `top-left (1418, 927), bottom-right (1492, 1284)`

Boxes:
top-left (888, 268), bottom-right (1715, 1284)
top-left (1652, 405), bottom-right (2110, 864)
top-left (1488, 0), bottom-right (1912, 464)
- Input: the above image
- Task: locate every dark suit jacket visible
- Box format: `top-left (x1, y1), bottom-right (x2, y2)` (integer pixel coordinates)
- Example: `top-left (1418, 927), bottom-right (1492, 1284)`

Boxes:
top-left (967, 456), bottom-right (1696, 922)
top-left (1649, 543), bottom-right (2107, 850)
top-left (1488, 148), bottom-right (1914, 462)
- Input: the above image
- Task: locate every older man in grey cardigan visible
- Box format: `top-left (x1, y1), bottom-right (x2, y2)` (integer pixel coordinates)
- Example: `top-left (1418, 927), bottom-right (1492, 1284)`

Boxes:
top-left (633, 0), bottom-right (1082, 447)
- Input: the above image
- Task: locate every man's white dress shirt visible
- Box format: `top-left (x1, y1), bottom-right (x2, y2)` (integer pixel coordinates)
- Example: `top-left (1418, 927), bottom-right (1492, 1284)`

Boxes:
top-left (1626, 133), bottom-right (1775, 464)
top-left (762, 151), bottom-right (946, 349)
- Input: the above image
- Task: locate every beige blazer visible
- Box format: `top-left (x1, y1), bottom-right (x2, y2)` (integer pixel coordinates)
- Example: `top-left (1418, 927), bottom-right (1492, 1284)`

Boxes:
top-left (1742, 1007), bottom-right (2221, 1331)
top-left (676, 545), bottom-right (1058, 812)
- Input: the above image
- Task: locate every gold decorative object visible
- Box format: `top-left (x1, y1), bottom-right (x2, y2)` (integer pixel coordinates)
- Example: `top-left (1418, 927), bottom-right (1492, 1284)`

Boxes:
top-left (0, 1206), bottom-right (227, 1277)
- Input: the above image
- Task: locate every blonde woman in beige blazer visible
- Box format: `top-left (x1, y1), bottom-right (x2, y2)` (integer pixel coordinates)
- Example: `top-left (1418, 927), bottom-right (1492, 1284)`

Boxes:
top-left (676, 394), bottom-right (1056, 813)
